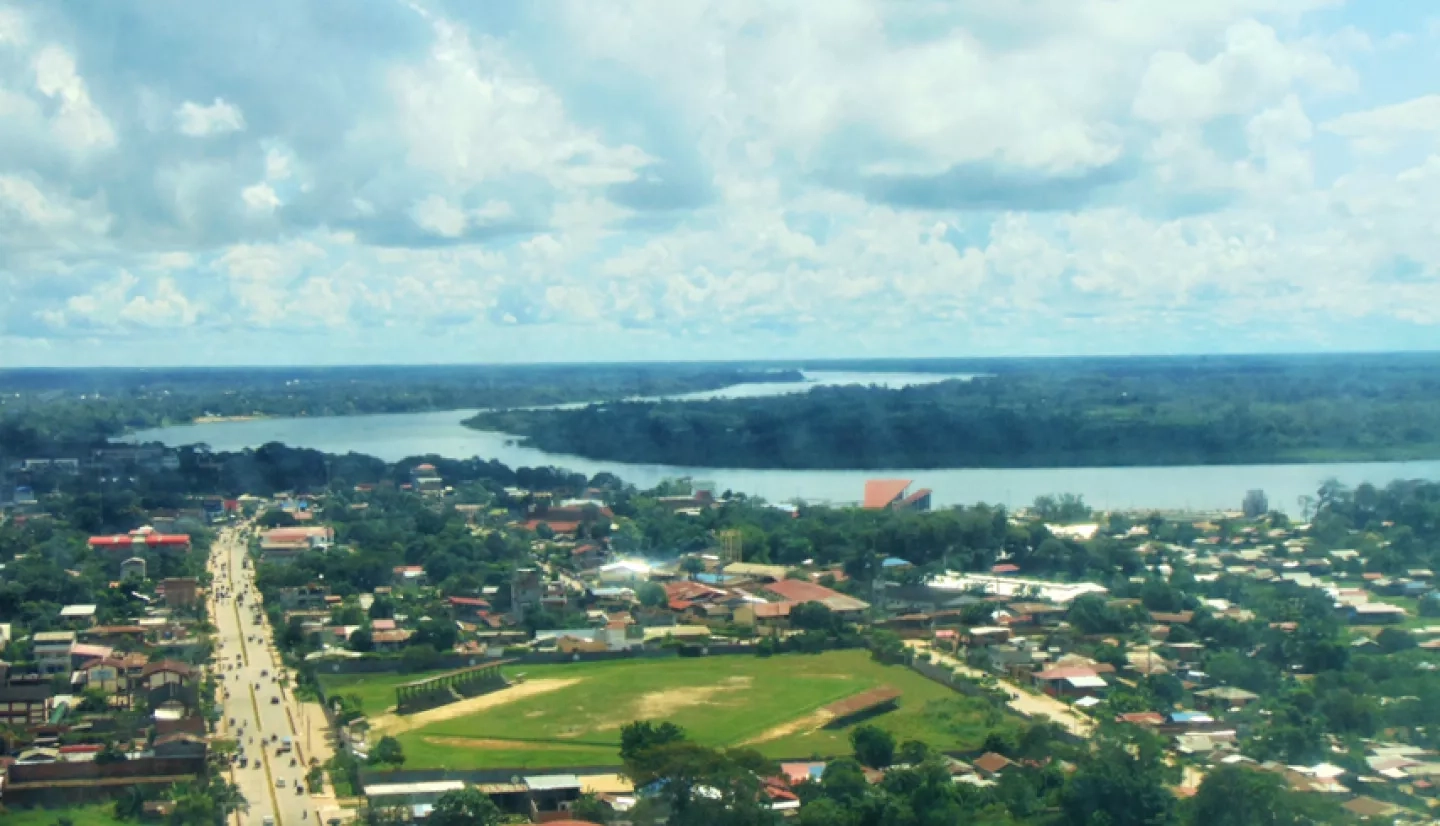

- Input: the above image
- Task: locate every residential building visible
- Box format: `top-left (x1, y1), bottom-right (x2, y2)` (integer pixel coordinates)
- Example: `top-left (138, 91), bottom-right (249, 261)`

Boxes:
top-left (78, 657), bottom-right (128, 694)
top-left (278, 585), bottom-right (330, 610)
top-left (1032, 666), bottom-right (1108, 698)
top-left (58, 604), bottom-right (98, 627)
top-left (393, 566), bottom-right (426, 587)
top-left (447, 596), bottom-right (492, 619)
top-left (0, 670), bottom-right (54, 727)
top-left (260, 525), bottom-right (334, 564)
top-left (139, 660), bottom-right (196, 690)
top-left (1344, 603), bottom-right (1407, 624)
top-left (570, 543), bottom-right (604, 569)
top-left (120, 556), bottom-right (147, 581)
top-left (409, 463), bottom-right (445, 495)
top-left (33, 630), bottom-right (77, 676)
top-left (511, 568), bottom-right (544, 619)
top-left (371, 630), bottom-right (415, 651)
top-left (1194, 686), bottom-right (1260, 710)
top-left (761, 579), bottom-right (870, 615)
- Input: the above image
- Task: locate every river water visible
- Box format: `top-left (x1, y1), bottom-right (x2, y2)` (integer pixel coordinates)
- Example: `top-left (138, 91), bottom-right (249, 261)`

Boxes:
top-left (126, 371), bottom-right (1440, 514)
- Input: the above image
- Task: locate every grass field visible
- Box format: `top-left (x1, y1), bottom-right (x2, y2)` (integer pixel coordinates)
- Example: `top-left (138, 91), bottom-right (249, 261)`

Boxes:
top-left (321, 651), bottom-right (1008, 770)
top-left (316, 669), bottom-right (428, 717)
top-left (2, 804), bottom-right (127, 826)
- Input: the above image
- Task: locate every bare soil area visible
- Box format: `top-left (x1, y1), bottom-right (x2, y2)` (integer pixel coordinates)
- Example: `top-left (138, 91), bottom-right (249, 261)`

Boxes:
top-left (369, 678), bottom-right (580, 736)
top-left (737, 708), bottom-right (836, 746)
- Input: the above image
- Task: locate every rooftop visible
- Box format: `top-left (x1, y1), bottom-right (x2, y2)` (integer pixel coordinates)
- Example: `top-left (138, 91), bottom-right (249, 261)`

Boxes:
top-left (863, 479), bottom-right (912, 509)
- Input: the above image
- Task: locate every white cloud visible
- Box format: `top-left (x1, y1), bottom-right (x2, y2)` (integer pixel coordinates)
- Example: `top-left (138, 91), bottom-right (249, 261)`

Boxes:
top-left (241, 182), bottom-right (281, 213)
top-left (264, 147), bottom-right (293, 181)
top-left (9, 0), bottom-right (1440, 363)
top-left (1133, 20), bottom-right (1354, 124)
top-left (42, 271), bottom-right (199, 330)
top-left (175, 97), bottom-right (246, 137)
top-left (213, 238), bottom-right (328, 323)
top-left (118, 276), bottom-right (201, 327)
top-left (472, 199), bottom-right (514, 225)
top-left (0, 174), bottom-right (110, 234)
top-left (32, 45), bottom-right (115, 152)
top-left (387, 17), bottom-right (650, 190)
top-left (1322, 95), bottom-right (1440, 153)
top-left (0, 7), bottom-right (28, 46)
top-left (410, 195), bottom-right (467, 237)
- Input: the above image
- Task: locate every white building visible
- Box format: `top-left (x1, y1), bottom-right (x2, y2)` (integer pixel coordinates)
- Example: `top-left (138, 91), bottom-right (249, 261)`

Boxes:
top-left (927, 572), bottom-right (1108, 604)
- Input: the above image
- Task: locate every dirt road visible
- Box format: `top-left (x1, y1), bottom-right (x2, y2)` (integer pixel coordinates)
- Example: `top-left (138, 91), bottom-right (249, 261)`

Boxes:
top-left (906, 641), bottom-right (1094, 737)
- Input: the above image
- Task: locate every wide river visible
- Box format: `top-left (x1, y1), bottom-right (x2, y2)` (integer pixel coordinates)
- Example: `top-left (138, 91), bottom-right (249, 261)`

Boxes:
top-left (128, 371), bottom-right (1440, 514)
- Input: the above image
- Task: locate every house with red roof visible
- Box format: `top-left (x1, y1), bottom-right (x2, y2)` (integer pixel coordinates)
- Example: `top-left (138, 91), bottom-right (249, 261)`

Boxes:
top-left (1032, 666), bottom-right (1108, 698)
top-left (393, 565), bottom-right (426, 586)
top-left (761, 579), bottom-right (870, 614)
top-left (571, 543), bottom-right (605, 569)
top-left (447, 595), bottom-right (492, 618)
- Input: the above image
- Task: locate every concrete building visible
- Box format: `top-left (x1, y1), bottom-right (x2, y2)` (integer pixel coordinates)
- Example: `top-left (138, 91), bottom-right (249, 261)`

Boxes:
top-left (58, 604), bottom-right (98, 627)
top-left (410, 463), bottom-right (445, 496)
top-left (511, 568), bottom-right (544, 619)
top-left (120, 556), bottom-right (148, 581)
top-left (928, 572), bottom-right (1109, 604)
top-left (0, 665), bottom-right (54, 727)
top-left (33, 630), bottom-right (77, 676)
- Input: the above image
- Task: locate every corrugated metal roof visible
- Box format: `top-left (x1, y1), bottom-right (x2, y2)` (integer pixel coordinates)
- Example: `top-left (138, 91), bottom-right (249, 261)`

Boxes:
top-left (524, 774), bottom-right (582, 791)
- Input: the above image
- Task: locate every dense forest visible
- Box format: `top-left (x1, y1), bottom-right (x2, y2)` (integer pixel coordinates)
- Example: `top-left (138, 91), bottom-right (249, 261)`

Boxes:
top-left (465, 353), bottom-right (1440, 468)
top-left (0, 363), bottom-right (802, 454)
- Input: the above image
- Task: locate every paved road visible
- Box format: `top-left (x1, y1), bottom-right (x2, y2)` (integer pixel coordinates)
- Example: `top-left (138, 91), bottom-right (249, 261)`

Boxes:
top-left (209, 523), bottom-right (331, 826)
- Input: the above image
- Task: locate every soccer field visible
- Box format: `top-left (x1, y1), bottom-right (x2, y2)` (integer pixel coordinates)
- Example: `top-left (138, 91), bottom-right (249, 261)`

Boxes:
top-left (324, 650), bottom-right (1008, 770)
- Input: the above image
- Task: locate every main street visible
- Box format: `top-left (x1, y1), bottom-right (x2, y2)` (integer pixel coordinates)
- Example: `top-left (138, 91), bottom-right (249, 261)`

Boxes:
top-left (209, 522), bottom-right (333, 826)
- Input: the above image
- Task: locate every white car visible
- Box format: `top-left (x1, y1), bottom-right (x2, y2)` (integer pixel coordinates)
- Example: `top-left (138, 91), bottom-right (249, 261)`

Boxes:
top-left (276, 778), bottom-right (287, 788)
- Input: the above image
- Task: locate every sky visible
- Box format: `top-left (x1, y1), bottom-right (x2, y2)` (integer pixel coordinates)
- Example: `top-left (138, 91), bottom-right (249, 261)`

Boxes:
top-left (2, 0), bottom-right (1440, 367)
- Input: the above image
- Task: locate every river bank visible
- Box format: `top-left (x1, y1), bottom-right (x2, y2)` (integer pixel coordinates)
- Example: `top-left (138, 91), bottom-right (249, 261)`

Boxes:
top-left (125, 406), bottom-right (1440, 515)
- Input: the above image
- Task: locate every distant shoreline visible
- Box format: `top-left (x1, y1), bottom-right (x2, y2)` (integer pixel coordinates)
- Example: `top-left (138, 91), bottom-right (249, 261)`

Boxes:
top-left (191, 414), bottom-right (267, 424)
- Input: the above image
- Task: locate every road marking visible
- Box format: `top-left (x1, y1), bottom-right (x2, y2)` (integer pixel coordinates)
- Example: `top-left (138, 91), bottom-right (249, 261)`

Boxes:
top-left (261, 745), bottom-right (285, 826)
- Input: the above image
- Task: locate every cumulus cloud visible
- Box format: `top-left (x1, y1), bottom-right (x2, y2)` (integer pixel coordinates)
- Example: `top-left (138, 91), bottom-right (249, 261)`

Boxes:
top-left (175, 97), bottom-right (246, 137)
top-left (4, 0), bottom-right (1440, 365)
top-left (241, 182), bottom-right (281, 214)
top-left (32, 45), bottom-right (115, 153)
top-left (1322, 95), bottom-right (1440, 153)
top-left (41, 271), bottom-right (200, 330)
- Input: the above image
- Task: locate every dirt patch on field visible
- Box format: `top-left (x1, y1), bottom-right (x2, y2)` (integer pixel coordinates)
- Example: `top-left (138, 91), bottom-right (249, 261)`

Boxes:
top-left (590, 675), bottom-right (754, 732)
top-left (738, 709), bottom-right (835, 746)
top-left (369, 678), bottom-right (580, 736)
top-left (632, 675), bottom-right (753, 720)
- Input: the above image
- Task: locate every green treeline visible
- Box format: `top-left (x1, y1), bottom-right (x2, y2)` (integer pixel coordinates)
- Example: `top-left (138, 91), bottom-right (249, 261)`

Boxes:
top-left (465, 354), bottom-right (1440, 468)
top-left (0, 364), bottom-right (802, 454)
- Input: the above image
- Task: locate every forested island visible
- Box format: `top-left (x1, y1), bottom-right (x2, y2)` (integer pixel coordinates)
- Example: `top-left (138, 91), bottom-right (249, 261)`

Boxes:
top-left (464, 353), bottom-right (1440, 469)
top-left (0, 363), bottom-right (802, 454)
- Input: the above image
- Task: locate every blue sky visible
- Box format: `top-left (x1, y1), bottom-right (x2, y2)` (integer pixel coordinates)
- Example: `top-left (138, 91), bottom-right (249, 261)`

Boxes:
top-left (2, 0), bottom-right (1440, 366)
